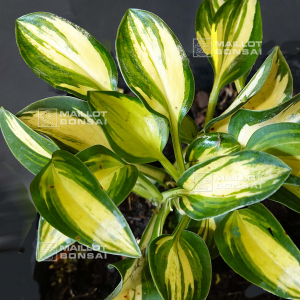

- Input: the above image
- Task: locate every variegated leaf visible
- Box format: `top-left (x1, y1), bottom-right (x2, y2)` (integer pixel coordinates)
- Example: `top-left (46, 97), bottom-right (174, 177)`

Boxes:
top-left (179, 115), bottom-right (198, 145)
top-left (116, 9), bottom-right (194, 171)
top-left (88, 91), bottom-right (169, 164)
top-left (106, 204), bottom-right (170, 300)
top-left (237, 49), bottom-right (292, 111)
top-left (186, 133), bottom-right (241, 166)
top-left (116, 9), bottom-right (194, 126)
top-left (229, 93), bottom-right (300, 147)
top-left (245, 123), bottom-right (300, 177)
top-left (16, 12), bottom-right (117, 99)
top-left (210, 0), bottom-right (262, 90)
top-left (204, 47), bottom-right (292, 134)
top-left (196, 0), bottom-right (226, 56)
top-left (106, 252), bottom-right (161, 300)
top-left (36, 217), bottom-right (75, 262)
top-left (30, 150), bottom-right (141, 258)
top-left (76, 145), bottom-right (138, 205)
top-left (16, 96), bottom-right (111, 153)
top-left (196, 0), bottom-right (251, 92)
top-left (215, 203), bottom-right (300, 299)
top-left (0, 107), bottom-right (59, 175)
top-left (148, 226), bottom-right (211, 300)
top-left (174, 151), bottom-right (291, 220)
top-left (269, 175), bottom-right (300, 214)
top-left (187, 214), bottom-right (226, 259)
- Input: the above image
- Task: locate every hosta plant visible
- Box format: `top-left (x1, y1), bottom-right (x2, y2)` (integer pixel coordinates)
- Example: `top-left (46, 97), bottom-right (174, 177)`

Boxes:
top-left (2, 0), bottom-right (300, 299)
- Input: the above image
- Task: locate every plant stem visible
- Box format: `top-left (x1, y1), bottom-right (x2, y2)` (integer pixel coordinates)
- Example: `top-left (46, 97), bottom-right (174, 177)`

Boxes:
top-left (162, 188), bottom-right (185, 201)
top-left (151, 203), bottom-right (172, 243)
top-left (160, 119), bottom-right (191, 236)
top-left (159, 154), bottom-right (181, 182)
top-left (235, 80), bottom-right (243, 93)
top-left (170, 123), bottom-right (186, 175)
top-left (137, 173), bottom-right (163, 201)
top-left (162, 188), bottom-right (191, 236)
top-left (204, 82), bottom-right (221, 126)
top-left (173, 214), bottom-right (190, 237)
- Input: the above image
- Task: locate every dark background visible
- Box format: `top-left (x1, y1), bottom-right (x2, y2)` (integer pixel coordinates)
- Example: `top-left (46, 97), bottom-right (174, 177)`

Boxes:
top-left (1, 0), bottom-right (300, 299)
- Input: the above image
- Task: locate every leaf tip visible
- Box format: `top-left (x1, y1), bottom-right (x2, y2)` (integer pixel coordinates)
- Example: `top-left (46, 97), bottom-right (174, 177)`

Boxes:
top-left (15, 16), bottom-right (23, 26)
top-left (126, 8), bottom-right (143, 19)
top-left (127, 8), bottom-right (138, 14)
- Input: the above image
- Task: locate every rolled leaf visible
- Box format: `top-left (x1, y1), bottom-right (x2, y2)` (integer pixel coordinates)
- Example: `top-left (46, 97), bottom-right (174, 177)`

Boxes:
top-left (175, 151), bottom-right (291, 220)
top-left (187, 214), bottom-right (226, 259)
top-left (204, 47), bottom-right (292, 133)
top-left (88, 91), bottom-right (169, 164)
top-left (135, 164), bottom-right (168, 186)
top-left (106, 204), bottom-right (170, 300)
top-left (132, 172), bottom-right (163, 201)
top-left (172, 197), bottom-right (187, 216)
top-left (195, 0), bottom-right (226, 57)
top-left (179, 115), bottom-right (198, 144)
top-left (30, 150), bottom-right (141, 258)
top-left (210, 0), bottom-right (262, 90)
top-left (17, 96), bottom-right (111, 153)
top-left (135, 173), bottom-right (163, 201)
top-left (269, 175), bottom-right (300, 214)
top-left (36, 217), bottom-right (74, 262)
top-left (16, 12), bottom-right (117, 99)
top-left (186, 133), bottom-right (241, 165)
top-left (116, 9), bottom-right (194, 132)
top-left (245, 123), bottom-right (300, 177)
top-left (229, 93), bottom-right (300, 147)
top-left (132, 183), bottom-right (154, 200)
top-left (215, 203), bottom-right (300, 299)
top-left (196, 0), bottom-right (250, 92)
top-left (148, 229), bottom-right (211, 300)
top-left (240, 49), bottom-right (292, 111)
top-left (107, 252), bottom-right (161, 300)
top-left (0, 107), bottom-right (59, 175)
top-left (149, 203), bottom-right (171, 244)
top-left (76, 145), bottom-right (138, 205)
top-left (234, 68), bottom-right (252, 93)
